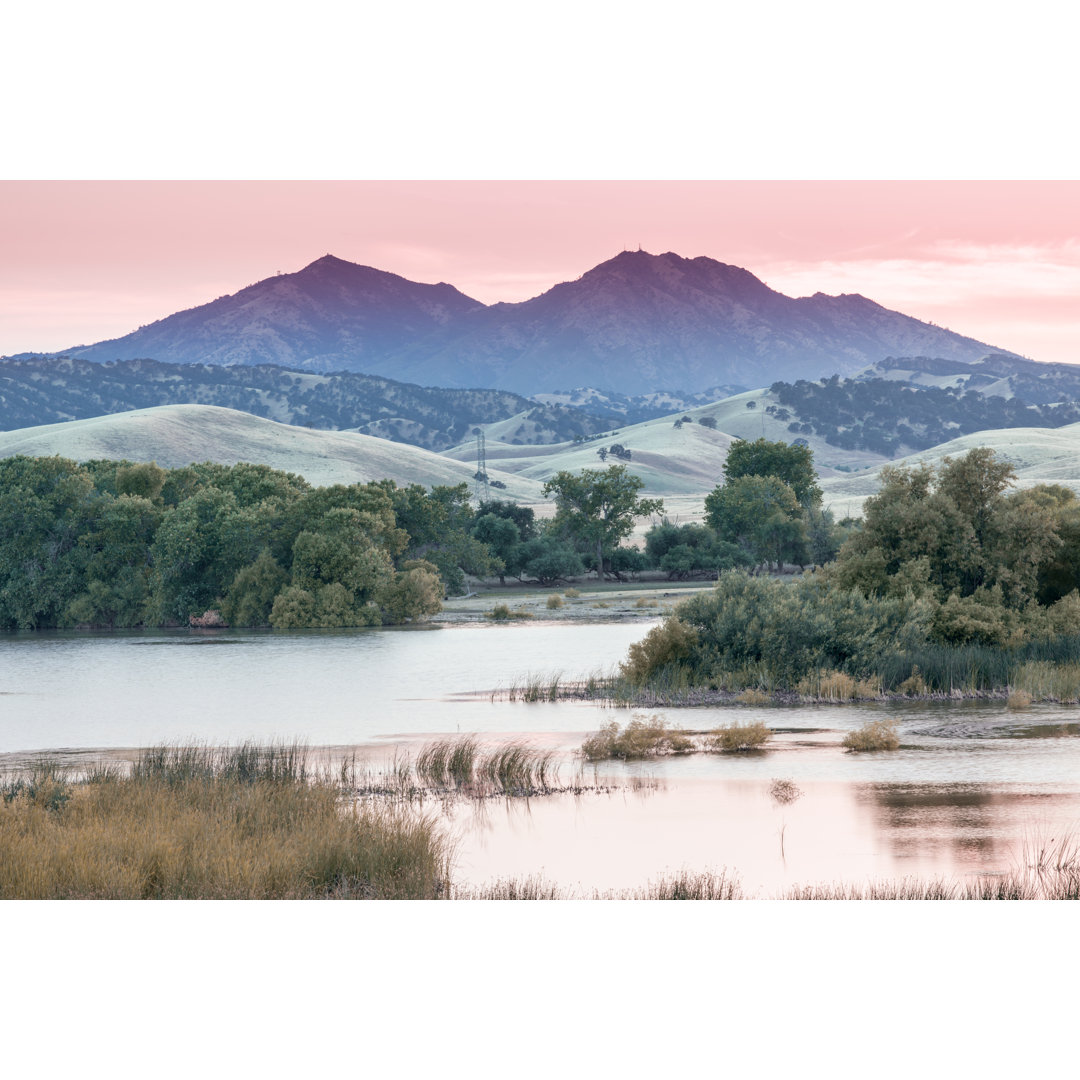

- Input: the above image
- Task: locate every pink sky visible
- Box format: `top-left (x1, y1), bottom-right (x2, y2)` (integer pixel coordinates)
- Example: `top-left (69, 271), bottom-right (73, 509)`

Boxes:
top-left (2, 180), bottom-right (1079, 364)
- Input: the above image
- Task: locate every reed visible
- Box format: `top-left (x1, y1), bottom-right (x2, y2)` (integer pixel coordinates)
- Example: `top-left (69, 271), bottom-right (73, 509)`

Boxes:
top-left (1011, 661), bottom-right (1080, 703)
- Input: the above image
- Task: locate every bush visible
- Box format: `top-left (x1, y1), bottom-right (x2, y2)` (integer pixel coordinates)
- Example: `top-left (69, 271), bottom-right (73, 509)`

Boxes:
top-left (708, 721), bottom-right (771, 752)
top-left (841, 719), bottom-right (900, 751)
top-left (580, 717), bottom-right (694, 761)
top-left (619, 617), bottom-right (698, 685)
top-left (564, 588), bottom-right (581, 598)
top-left (546, 594), bottom-right (564, 610)
top-left (486, 603), bottom-right (533, 621)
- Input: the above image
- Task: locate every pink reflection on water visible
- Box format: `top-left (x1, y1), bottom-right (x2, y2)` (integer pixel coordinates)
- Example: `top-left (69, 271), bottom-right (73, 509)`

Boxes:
top-left (447, 775), bottom-right (1080, 897)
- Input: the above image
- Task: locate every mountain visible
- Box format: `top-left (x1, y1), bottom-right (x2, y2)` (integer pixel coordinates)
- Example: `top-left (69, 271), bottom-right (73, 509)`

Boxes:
top-left (54, 255), bottom-right (482, 371)
top-left (12, 250), bottom-right (1022, 396)
top-left (0, 404), bottom-right (546, 499)
top-left (390, 250), bottom-right (1018, 393)
top-left (0, 356), bottom-right (618, 451)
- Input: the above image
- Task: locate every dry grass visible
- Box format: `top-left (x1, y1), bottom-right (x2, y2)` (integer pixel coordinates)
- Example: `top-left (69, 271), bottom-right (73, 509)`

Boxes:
top-left (1012, 661), bottom-right (1080, 703)
top-left (735, 688), bottom-right (770, 705)
top-left (1006, 688), bottom-right (1032, 710)
top-left (708, 721), bottom-right (771, 752)
top-left (581, 717), bottom-right (695, 761)
top-left (634, 597), bottom-right (659, 608)
top-left (841, 718), bottom-right (901, 752)
top-left (563, 588), bottom-right (581, 598)
top-left (897, 666), bottom-right (927, 696)
top-left (486, 603), bottom-right (533, 621)
top-left (796, 670), bottom-right (881, 701)
top-left (546, 594), bottom-right (564, 610)
top-left (0, 745), bottom-right (451, 899)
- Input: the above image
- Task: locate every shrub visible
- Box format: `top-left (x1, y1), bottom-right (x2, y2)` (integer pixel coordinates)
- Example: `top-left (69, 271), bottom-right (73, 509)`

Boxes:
top-left (842, 719), bottom-right (900, 751)
top-left (486, 603), bottom-right (532, 621)
top-left (546, 594), bottom-right (564, 610)
top-left (564, 588), bottom-right (581, 598)
top-left (580, 717), bottom-right (694, 761)
top-left (708, 721), bottom-right (771, 752)
top-left (619, 617), bottom-right (698, 685)
top-left (634, 597), bottom-right (658, 608)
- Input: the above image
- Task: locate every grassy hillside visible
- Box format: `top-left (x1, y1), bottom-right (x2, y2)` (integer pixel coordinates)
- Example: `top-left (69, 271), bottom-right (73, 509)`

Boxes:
top-left (819, 422), bottom-right (1080, 518)
top-left (0, 405), bottom-right (547, 500)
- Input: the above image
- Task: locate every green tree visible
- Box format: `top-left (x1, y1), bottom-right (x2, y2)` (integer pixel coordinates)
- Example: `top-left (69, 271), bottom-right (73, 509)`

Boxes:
top-left (541, 465), bottom-right (663, 578)
top-left (704, 475), bottom-right (807, 571)
top-left (722, 437), bottom-right (822, 507)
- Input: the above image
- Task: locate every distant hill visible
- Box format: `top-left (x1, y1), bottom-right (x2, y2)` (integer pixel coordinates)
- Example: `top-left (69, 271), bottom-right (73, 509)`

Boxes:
top-left (0, 356), bottom-right (618, 451)
top-left (819, 422), bottom-right (1080, 518)
top-left (11, 250), bottom-right (1021, 396)
top-left (0, 405), bottom-right (547, 499)
top-left (767, 355), bottom-right (1080, 456)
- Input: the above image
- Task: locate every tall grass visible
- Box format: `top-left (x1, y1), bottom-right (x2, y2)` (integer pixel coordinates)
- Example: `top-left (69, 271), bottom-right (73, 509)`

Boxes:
top-left (0, 746), bottom-right (452, 899)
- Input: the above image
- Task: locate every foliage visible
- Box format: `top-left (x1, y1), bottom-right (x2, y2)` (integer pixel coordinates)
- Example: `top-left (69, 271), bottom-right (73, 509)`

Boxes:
top-left (722, 437), bottom-right (822, 507)
top-left (0, 455), bottom-right (510, 629)
top-left (704, 475), bottom-right (808, 570)
top-left (619, 617), bottom-right (699, 685)
top-left (542, 465), bottom-right (663, 578)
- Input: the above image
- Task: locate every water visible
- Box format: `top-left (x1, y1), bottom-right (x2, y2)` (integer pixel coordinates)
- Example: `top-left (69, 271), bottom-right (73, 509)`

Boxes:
top-left (3, 621), bottom-right (1079, 893)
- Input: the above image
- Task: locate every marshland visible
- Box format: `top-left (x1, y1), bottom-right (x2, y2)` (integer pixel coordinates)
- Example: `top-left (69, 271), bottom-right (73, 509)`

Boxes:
top-left (4, 619), bottom-right (1080, 899)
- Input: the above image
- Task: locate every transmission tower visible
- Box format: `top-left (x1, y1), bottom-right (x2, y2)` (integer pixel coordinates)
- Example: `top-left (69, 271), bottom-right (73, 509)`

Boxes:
top-left (473, 428), bottom-right (490, 503)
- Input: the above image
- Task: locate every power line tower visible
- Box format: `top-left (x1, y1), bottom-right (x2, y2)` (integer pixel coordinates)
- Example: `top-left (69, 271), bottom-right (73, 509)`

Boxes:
top-left (473, 427), bottom-right (489, 503)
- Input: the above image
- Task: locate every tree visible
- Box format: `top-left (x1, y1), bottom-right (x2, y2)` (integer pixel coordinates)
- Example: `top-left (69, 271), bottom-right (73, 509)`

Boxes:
top-left (704, 475), bottom-right (807, 571)
top-left (722, 437), bottom-right (822, 507)
top-left (542, 465), bottom-right (663, 578)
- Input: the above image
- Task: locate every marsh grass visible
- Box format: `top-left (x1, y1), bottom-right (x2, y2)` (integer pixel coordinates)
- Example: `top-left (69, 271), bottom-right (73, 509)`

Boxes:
top-left (390, 737), bottom-right (561, 799)
top-left (708, 721), bottom-right (771, 752)
top-left (0, 745), bottom-right (452, 899)
top-left (486, 603), bottom-right (533, 621)
top-left (1006, 688), bottom-right (1032, 710)
top-left (735, 688), bottom-right (770, 706)
top-left (581, 717), bottom-right (695, 761)
top-left (1012, 661), bottom-right (1080, 703)
top-left (504, 671), bottom-right (564, 702)
top-left (841, 718), bottom-right (900, 752)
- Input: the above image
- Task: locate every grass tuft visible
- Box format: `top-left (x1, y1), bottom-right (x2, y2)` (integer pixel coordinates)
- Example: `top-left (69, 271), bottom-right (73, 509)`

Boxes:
top-left (581, 717), bottom-right (695, 761)
top-left (841, 718), bottom-right (900, 752)
top-left (708, 721), bottom-right (771, 752)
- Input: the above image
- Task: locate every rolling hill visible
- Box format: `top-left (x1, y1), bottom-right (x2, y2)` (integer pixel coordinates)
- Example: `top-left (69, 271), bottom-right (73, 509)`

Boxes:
top-left (0, 356), bottom-right (616, 450)
top-left (0, 405), bottom-right (547, 499)
top-left (818, 423), bottom-right (1080, 518)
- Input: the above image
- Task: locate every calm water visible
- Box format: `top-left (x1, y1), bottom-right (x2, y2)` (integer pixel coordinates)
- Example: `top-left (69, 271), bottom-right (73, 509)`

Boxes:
top-left (3, 622), bottom-right (1079, 892)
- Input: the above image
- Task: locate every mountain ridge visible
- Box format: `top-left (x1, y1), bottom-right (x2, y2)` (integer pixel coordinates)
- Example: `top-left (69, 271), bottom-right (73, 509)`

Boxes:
top-left (8, 250), bottom-right (1023, 395)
